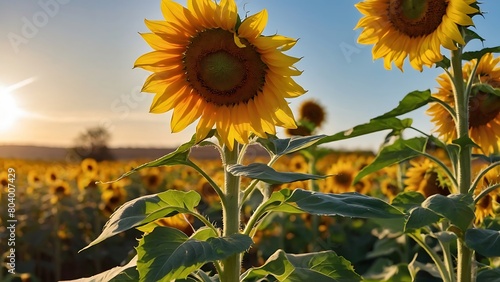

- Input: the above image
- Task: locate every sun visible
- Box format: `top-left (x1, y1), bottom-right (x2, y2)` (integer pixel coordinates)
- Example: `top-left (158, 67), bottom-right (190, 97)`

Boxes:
top-left (0, 86), bottom-right (22, 131)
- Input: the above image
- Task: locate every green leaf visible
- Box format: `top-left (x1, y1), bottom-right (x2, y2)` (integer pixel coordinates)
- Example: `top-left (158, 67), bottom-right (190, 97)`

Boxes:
top-left (471, 82), bottom-right (500, 97)
top-left (477, 268), bottom-right (500, 282)
top-left (354, 137), bottom-right (427, 183)
top-left (462, 46), bottom-right (500, 62)
top-left (435, 55), bottom-right (450, 69)
top-left (464, 28), bottom-right (485, 44)
top-left (372, 90), bottom-right (432, 120)
top-left (241, 249), bottom-right (361, 282)
top-left (81, 190), bottom-right (201, 251)
top-left (263, 189), bottom-right (404, 219)
top-left (137, 227), bottom-right (253, 282)
top-left (391, 192), bottom-right (426, 212)
top-left (405, 207), bottom-right (442, 231)
top-left (100, 131), bottom-right (213, 184)
top-left (60, 256), bottom-right (138, 282)
top-left (228, 163), bottom-right (327, 184)
top-left (465, 228), bottom-right (500, 257)
top-left (316, 117), bottom-right (413, 145)
top-left (257, 134), bottom-right (326, 156)
top-left (422, 194), bottom-right (475, 231)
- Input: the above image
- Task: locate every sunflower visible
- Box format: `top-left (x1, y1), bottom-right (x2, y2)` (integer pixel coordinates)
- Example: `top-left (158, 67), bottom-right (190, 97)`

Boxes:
top-left (81, 158), bottom-right (99, 178)
top-left (427, 53), bottom-right (500, 154)
top-left (298, 100), bottom-right (327, 129)
top-left (135, 0), bottom-right (305, 150)
top-left (324, 161), bottom-right (359, 193)
top-left (404, 158), bottom-right (453, 197)
top-left (355, 0), bottom-right (477, 71)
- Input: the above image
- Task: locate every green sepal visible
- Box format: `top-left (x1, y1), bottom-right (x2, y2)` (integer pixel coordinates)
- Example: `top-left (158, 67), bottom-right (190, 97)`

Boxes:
top-left (80, 190), bottom-right (201, 252)
top-left (227, 163), bottom-right (327, 184)
top-left (241, 249), bottom-right (361, 281)
top-left (136, 226), bottom-right (252, 282)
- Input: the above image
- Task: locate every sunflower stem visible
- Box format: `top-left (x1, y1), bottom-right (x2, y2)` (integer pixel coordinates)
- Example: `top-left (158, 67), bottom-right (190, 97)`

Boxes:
top-left (221, 143), bottom-right (242, 282)
top-left (451, 44), bottom-right (474, 282)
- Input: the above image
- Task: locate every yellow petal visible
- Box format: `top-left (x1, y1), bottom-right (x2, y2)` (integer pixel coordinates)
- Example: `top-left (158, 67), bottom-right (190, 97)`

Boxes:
top-left (149, 82), bottom-right (188, 113)
top-left (238, 9), bottom-right (268, 39)
top-left (253, 35), bottom-right (297, 52)
top-left (195, 103), bottom-right (216, 142)
top-left (141, 70), bottom-right (183, 93)
top-left (140, 33), bottom-right (185, 52)
top-left (134, 51), bottom-right (182, 69)
top-left (215, 0), bottom-right (238, 31)
top-left (188, 0), bottom-right (217, 28)
top-left (171, 91), bottom-right (203, 132)
top-left (261, 51), bottom-right (301, 68)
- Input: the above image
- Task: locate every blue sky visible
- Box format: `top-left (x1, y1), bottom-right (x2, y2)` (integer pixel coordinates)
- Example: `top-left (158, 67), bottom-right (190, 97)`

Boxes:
top-left (1, 0), bottom-right (500, 152)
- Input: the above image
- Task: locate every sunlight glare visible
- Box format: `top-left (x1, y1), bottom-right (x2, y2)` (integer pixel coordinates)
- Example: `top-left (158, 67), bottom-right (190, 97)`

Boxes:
top-left (0, 86), bottom-right (22, 131)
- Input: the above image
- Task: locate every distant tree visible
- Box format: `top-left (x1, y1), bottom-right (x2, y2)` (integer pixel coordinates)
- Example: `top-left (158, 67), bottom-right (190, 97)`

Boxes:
top-left (69, 126), bottom-right (114, 161)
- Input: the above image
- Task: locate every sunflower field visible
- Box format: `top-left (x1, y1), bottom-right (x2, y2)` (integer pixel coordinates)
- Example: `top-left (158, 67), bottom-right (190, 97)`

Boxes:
top-left (1, 144), bottom-right (499, 281)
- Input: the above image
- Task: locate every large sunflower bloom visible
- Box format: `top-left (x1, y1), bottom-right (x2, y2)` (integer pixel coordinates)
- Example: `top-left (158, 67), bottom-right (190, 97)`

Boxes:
top-left (427, 53), bottom-right (500, 154)
top-left (135, 0), bottom-right (305, 150)
top-left (355, 0), bottom-right (477, 71)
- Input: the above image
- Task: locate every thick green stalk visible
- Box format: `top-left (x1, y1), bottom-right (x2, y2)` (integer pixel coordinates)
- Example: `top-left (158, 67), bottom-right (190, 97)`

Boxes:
top-left (221, 144), bottom-right (241, 282)
top-left (450, 46), bottom-right (474, 282)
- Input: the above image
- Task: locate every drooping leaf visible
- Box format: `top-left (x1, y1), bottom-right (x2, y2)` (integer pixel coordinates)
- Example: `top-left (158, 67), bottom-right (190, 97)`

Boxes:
top-left (316, 117), bottom-right (413, 145)
top-left (263, 189), bottom-right (404, 219)
top-left (241, 249), bottom-right (361, 281)
top-left (354, 137), bottom-right (427, 183)
top-left (81, 190), bottom-right (201, 251)
top-left (465, 228), bottom-right (500, 257)
top-left (421, 194), bottom-right (475, 231)
top-left (405, 207), bottom-right (442, 231)
top-left (257, 134), bottom-right (326, 156)
top-left (372, 90), bottom-right (432, 120)
top-left (227, 163), bottom-right (326, 184)
top-left (462, 46), bottom-right (500, 62)
top-left (137, 226), bottom-right (253, 282)
top-left (60, 256), bottom-right (138, 282)
top-left (99, 131), bottom-right (214, 184)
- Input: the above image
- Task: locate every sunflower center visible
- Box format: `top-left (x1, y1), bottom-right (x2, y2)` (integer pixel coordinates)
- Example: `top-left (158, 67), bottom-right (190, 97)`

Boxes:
top-left (388, 0), bottom-right (447, 38)
top-left (469, 92), bottom-right (500, 128)
top-left (184, 28), bottom-right (267, 106)
top-left (200, 51), bottom-right (245, 92)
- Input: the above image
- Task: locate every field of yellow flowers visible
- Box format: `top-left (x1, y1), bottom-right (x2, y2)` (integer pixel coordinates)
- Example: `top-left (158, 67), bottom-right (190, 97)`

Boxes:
top-left (1, 147), bottom-right (498, 281)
